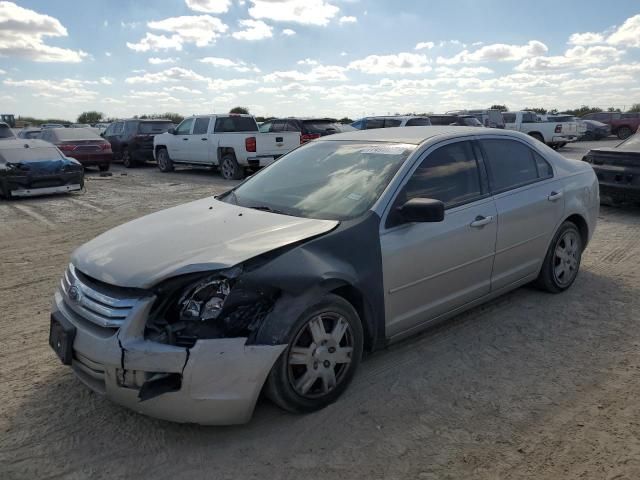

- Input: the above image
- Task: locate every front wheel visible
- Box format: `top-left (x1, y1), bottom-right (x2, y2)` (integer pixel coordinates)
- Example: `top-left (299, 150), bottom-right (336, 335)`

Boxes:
top-left (535, 221), bottom-right (583, 293)
top-left (265, 294), bottom-right (364, 414)
top-left (156, 148), bottom-right (174, 172)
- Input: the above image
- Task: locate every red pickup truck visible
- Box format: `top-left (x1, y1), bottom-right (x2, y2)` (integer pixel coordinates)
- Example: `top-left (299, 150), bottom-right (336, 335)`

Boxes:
top-left (582, 112), bottom-right (640, 140)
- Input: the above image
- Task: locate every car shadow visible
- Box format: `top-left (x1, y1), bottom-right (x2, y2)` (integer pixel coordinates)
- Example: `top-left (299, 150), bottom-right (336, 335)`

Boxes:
top-left (3, 269), bottom-right (637, 478)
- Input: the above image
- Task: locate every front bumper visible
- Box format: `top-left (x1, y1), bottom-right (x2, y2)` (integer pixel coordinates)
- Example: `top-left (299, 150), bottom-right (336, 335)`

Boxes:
top-left (2, 171), bottom-right (84, 197)
top-left (51, 279), bottom-right (285, 425)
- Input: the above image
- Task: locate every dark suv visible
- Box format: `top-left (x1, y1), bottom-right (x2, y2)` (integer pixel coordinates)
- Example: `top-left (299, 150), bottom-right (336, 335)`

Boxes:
top-left (582, 112), bottom-right (640, 140)
top-left (259, 118), bottom-right (354, 143)
top-left (103, 119), bottom-right (174, 167)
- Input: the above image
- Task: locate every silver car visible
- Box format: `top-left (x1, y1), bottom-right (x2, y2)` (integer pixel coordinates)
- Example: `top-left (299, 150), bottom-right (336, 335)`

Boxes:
top-left (49, 127), bottom-right (599, 425)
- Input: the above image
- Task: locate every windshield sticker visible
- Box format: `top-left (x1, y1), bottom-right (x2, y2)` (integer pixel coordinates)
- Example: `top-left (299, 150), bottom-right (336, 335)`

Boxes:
top-left (347, 193), bottom-right (363, 201)
top-left (359, 145), bottom-right (409, 155)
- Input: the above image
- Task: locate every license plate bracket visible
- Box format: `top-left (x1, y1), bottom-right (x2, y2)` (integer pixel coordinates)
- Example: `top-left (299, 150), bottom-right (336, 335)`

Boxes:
top-left (49, 313), bottom-right (76, 365)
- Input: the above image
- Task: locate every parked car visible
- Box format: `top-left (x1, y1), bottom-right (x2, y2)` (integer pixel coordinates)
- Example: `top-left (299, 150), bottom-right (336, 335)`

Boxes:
top-left (446, 109), bottom-right (505, 128)
top-left (503, 111), bottom-right (578, 149)
top-left (103, 119), bottom-right (174, 168)
top-left (153, 114), bottom-right (299, 179)
top-left (0, 122), bottom-right (16, 140)
top-left (351, 116), bottom-right (432, 130)
top-left (0, 139), bottom-right (84, 198)
top-left (39, 128), bottom-right (112, 171)
top-left (50, 126), bottom-right (598, 425)
top-left (583, 131), bottom-right (640, 203)
top-left (41, 123), bottom-right (65, 129)
top-left (582, 112), bottom-right (640, 140)
top-left (259, 118), bottom-right (355, 143)
top-left (17, 127), bottom-right (42, 140)
top-left (428, 114), bottom-right (482, 127)
top-left (581, 120), bottom-right (611, 140)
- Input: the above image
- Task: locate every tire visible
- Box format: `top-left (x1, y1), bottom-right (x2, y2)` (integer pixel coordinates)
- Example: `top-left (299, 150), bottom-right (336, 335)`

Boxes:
top-left (265, 294), bottom-right (364, 414)
top-left (122, 149), bottom-right (134, 168)
top-left (220, 155), bottom-right (244, 180)
top-left (156, 148), bottom-right (174, 172)
top-left (529, 132), bottom-right (544, 143)
top-left (98, 164), bottom-right (110, 172)
top-left (617, 126), bottom-right (633, 140)
top-left (535, 221), bottom-right (583, 293)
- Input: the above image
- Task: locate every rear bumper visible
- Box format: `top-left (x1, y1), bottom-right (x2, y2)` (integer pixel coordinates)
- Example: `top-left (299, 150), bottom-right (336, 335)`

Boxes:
top-left (552, 135), bottom-right (577, 143)
top-left (129, 144), bottom-right (155, 161)
top-left (245, 155), bottom-right (279, 168)
top-left (66, 152), bottom-right (112, 166)
top-left (593, 165), bottom-right (640, 201)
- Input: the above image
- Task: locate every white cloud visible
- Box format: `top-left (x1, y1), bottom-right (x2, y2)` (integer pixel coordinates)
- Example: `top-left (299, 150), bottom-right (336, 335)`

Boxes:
top-left (232, 19), bottom-right (273, 40)
top-left (208, 78), bottom-right (258, 90)
top-left (348, 52), bottom-right (431, 74)
top-left (568, 32), bottom-right (605, 46)
top-left (199, 56), bottom-right (260, 72)
top-left (105, 51), bottom-right (112, 57)
top-left (434, 66), bottom-right (494, 77)
top-left (148, 15), bottom-right (228, 46)
top-left (248, 0), bottom-right (339, 26)
top-left (0, 1), bottom-right (87, 62)
top-left (339, 16), bottom-right (357, 24)
top-left (282, 28), bottom-right (296, 36)
top-left (4, 78), bottom-right (98, 100)
top-left (125, 67), bottom-right (207, 84)
top-left (297, 58), bottom-right (319, 66)
top-left (515, 45), bottom-right (623, 71)
top-left (99, 76), bottom-right (113, 85)
top-left (149, 56), bottom-right (178, 65)
top-left (415, 41), bottom-right (435, 50)
top-left (437, 40), bottom-right (548, 64)
top-left (165, 85), bottom-right (203, 94)
top-left (185, 0), bottom-right (231, 14)
top-left (607, 14), bottom-right (640, 48)
top-left (127, 33), bottom-right (183, 52)
top-left (264, 65), bottom-right (347, 82)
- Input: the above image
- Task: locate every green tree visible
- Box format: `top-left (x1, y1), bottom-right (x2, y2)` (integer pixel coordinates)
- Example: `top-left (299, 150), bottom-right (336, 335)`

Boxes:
top-left (628, 103), bottom-right (640, 113)
top-left (607, 107), bottom-right (622, 112)
top-left (490, 104), bottom-right (509, 112)
top-left (338, 117), bottom-right (353, 124)
top-left (523, 107), bottom-right (547, 114)
top-left (77, 111), bottom-right (104, 124)
top-left (564, 106), bottom-right (603, 117)
top-left (229, 106), bottom-right (250, 114)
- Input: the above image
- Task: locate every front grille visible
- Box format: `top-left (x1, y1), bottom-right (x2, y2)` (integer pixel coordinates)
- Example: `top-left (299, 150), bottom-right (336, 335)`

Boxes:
top-left (60, 264), bottom-right (137, 329)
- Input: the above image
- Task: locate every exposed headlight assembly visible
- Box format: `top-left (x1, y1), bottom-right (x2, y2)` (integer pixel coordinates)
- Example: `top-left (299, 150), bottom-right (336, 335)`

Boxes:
top-left (178, 276), bottom-right (231, 322)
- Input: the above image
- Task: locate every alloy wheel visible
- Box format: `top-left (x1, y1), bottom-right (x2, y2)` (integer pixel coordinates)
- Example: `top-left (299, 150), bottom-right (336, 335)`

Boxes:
top-left (553, 230), bottom-right (580, 287)
top-left (287, 312), bottom-right (354, 398)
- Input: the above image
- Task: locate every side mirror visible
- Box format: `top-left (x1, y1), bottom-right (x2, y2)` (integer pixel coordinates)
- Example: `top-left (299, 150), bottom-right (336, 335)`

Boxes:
top-left (396, 198), bottom-right (444, 223)
top-left (168, 127), bottom-right (176, 134)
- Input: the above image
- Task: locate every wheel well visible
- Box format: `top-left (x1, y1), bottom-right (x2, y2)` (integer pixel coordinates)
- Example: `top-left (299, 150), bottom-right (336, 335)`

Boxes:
top-left (529, 131), bottom-right (543, 139)
top-left (565, 214), bottom-right (589, 248)
top-left (330, 285), bottom-right (374, 352)
top-left (217, 147), bottom-right (236, 162)
top-left (155, 145), bottom-right (166, 153)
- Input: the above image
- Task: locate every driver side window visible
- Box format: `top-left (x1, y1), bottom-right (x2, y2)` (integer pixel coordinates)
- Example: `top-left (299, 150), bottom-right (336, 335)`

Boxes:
top-left (176, 118), bottom-right (194, 135)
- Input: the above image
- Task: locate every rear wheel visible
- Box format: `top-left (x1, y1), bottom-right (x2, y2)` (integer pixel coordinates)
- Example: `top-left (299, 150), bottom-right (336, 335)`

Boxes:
top-left (156, 148), bottom-right (174, 172)
top-left (529, 132), bottom-right (544, 143)
top-left (535, 221), bottom-right (583, 293)
top-left (265, 294), bottom-right (364, 414)
top-left (617, 126), bottom-right (632, 140)
top-left (122, 149), bottom-right (135, 168)
top-left (98, 164), bottom-right (110, 172)
top-left (220, 155), bottom-right (244, 180)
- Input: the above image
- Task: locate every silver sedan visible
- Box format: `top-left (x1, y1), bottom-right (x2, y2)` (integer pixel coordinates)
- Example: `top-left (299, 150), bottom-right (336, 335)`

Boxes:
top-left (50, 127), bottom-right (599, 424)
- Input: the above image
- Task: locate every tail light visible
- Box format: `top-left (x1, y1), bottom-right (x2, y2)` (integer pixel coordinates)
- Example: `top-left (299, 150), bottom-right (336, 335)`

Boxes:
top-left (245, 136), bottom-right (256, 152)
top-left (57, 144), bottom-right (75, 152)
top-left (100, 142), bottom-right (111, 151)
top-left (300, 133), bottom-right (321, 144)
top-left (554, 124), bottom-right (562, 133)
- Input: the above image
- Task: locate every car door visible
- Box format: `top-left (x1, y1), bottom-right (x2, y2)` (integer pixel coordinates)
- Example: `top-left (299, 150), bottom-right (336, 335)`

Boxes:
top-left (190, 117), bottom-right (212, 163)
top-left (381, 139), bottom-right (498, 339)
top-left (478, 137), bottom-right (564, 291)
top-left (169, 118), bottom-right (194, 161)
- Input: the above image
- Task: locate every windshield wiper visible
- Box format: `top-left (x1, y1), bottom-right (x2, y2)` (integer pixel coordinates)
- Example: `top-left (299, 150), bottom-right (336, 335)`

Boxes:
top-left (248, 205), bottom-right (290, 215)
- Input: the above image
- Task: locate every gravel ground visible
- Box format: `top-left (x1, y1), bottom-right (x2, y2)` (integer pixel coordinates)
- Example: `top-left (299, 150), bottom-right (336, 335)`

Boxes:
top-left (2, 139), bottom-right (640, 480)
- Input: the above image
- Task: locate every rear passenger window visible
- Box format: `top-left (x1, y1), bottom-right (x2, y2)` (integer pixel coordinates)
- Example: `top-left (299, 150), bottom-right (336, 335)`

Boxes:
top-left (405, 118), bottom-right (430, 126)
top-left (365, 118), bottom-right (384, 129)
top-left (480, 139), bottom-right (541, 192)
top-left (192, 117), bottom-right (210, 135)
top-left (400, 141), bottom-right (483, 208)
top-left (384, 119), bottom-right (402, 128)
top-left (270, 120), bottom-right (285, 132)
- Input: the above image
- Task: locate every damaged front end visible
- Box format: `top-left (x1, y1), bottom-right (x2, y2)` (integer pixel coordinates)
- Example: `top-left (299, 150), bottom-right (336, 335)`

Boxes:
top-left (145, 265), bottom-right (279, 348)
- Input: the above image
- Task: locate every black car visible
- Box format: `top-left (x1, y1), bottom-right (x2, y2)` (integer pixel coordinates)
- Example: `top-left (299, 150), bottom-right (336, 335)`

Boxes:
top-left (259, 118), bottom-right (355, 143)
top-left (103, 119), bottom-right (174, 167)
top-left (583, 132), bottom-right (640, 203)
top-left (0, 139), bottom-right (84, 199)
top-left (428, 114), bottom-right (483, 127)
top-left (581, 120), bottom-right (611, 140)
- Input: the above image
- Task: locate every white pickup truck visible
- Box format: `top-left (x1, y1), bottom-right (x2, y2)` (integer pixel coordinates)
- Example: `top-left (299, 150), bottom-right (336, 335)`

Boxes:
top-left (153, 114), bottom-right (299, 179)
top-left (503, 111), bottom-right (579, 149)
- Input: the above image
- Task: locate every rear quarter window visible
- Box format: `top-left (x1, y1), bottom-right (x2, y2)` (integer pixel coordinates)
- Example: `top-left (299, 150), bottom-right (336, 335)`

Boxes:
top-left (214, 116), bottom-right (258, 133)
top-left (405, 118), bottom-right (431, 126)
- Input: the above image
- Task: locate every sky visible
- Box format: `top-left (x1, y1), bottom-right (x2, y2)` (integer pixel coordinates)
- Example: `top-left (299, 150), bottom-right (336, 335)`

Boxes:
top-left (0, 0), bottom-right (639, 121)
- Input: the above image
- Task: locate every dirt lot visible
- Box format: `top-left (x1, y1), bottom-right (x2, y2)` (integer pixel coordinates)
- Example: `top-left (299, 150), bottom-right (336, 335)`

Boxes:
top-left (2, 139), bottom-right (640, 480)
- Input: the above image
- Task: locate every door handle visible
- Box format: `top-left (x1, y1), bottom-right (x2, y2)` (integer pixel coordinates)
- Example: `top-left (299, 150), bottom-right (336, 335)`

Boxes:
top-left (470, 215), bottom-right (494, 228)
top-left (548, 191), bottom-right (563, 201)
top-left (276, 137), bottom-right (283, 142)
top-left (201, 138), bottom-right (207, 141)
top-left (182, 137), bottom-right (189, 141)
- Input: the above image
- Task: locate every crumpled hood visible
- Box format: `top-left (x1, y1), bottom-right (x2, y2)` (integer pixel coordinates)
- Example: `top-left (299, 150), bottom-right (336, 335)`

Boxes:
top-left (72, 198), bottom-right (338, 288)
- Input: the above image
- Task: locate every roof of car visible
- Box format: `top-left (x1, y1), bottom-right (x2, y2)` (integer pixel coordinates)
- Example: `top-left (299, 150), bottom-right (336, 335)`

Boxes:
top-left (317, 126), bottom-right (518, 145)
top-left (0, 139), bottom-right (54, 149)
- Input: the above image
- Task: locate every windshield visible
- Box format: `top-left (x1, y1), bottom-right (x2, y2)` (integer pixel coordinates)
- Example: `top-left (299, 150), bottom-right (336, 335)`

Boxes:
top-left (223, 141), bottom-right (415, 220)
top-left (139, 122), bottom-right (174, 134)
top-left (616, 133), bottom-right (640, 152)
